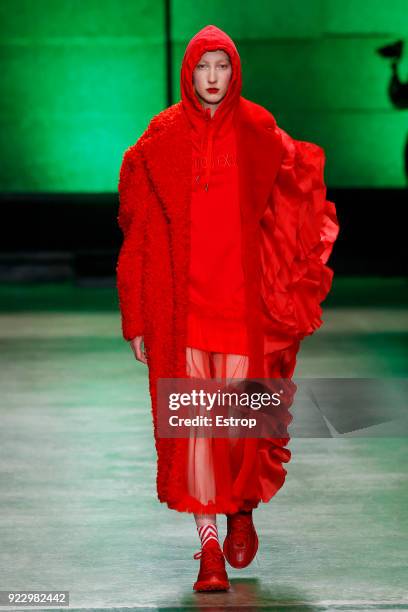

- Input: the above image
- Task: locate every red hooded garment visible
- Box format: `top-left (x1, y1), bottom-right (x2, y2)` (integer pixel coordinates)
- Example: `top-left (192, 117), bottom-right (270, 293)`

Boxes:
top-left (116, 24), bottom-right (340, 514)
top-left (181, 27), bottom-right (248, 355)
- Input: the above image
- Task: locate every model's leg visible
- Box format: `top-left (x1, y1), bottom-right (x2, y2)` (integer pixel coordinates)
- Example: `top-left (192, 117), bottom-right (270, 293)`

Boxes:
top-left (211, 352), bottom-right (249, 379)
top-left (212, 352), bottom-right (249, 451)
top-left (211, 352), bottom-right (258, 570)
top-left (186, 347), bottom-right (220, 539)
top-left (186, 346), bottom-right (229, 592)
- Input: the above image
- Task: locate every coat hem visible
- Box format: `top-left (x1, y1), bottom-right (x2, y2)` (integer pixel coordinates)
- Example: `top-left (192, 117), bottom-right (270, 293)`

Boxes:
top-left (159, 494), bottom-right (261, 515)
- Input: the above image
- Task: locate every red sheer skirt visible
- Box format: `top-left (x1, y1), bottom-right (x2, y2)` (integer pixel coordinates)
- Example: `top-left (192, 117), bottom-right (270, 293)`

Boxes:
top-left (184, 345), bottom-right (258, 513)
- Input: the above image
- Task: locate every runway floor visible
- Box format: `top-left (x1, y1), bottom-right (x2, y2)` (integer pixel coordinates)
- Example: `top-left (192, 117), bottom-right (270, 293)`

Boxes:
top-left (0, 276), bottom-right (407, 611)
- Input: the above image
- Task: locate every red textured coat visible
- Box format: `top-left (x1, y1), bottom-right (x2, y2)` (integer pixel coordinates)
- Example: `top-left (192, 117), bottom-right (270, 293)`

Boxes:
top-left (116, 26), bottom-right (339, 514)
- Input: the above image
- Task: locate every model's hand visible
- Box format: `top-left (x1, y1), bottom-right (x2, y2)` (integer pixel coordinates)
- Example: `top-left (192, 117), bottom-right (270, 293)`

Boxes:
top-left (129, 335), bottom-right (147, 365)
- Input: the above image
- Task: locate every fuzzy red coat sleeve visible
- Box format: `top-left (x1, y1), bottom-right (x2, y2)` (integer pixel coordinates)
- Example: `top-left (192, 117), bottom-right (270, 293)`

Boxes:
top-left (116, 142), bottom-right (150, 341)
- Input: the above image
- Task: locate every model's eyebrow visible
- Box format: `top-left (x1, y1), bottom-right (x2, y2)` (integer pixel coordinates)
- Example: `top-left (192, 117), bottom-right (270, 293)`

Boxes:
top-left (198, 58), bottom-right (231, 64)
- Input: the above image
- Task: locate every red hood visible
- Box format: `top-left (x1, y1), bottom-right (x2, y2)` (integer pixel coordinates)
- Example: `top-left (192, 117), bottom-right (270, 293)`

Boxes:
top-left (180, 24), bottom-right (242, 132)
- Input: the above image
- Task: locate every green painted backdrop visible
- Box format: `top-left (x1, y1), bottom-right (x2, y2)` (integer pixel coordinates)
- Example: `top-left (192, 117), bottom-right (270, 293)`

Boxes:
top-left (0, 0), bottom-right (406, 191)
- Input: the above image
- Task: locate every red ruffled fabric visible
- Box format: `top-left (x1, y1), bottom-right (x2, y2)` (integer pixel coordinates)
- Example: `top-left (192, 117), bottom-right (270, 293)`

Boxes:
top-left (261, 128), bottom-right (340, 352)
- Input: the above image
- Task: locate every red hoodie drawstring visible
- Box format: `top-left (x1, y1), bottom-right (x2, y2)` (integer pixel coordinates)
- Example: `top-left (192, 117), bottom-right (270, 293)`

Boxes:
top-left (204, 110), bottom-right (214, 191)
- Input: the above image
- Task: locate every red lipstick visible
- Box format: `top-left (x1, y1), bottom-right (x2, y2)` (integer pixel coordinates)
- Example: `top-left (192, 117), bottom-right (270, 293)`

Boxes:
top-left (206, 88), bottom-right (219, 93)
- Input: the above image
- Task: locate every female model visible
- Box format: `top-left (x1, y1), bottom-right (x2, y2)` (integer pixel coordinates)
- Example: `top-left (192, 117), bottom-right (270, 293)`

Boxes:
top-left (116, 24), bottom-right (339, 592)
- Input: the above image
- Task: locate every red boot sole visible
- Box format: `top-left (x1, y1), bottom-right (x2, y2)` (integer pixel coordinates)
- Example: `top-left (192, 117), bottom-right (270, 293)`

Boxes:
top-left (193, 578), bottom-right (230, 592)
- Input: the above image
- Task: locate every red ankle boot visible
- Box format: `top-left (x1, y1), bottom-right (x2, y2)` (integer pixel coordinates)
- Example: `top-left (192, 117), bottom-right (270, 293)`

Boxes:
top-left (223, 510), bottom-right (259, 569)
top-left (193, 542), bottom-right (230, 591)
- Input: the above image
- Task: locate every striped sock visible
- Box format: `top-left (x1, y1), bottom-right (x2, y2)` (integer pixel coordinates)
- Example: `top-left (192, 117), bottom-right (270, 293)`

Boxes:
top-left (197, 523), bottom-right (220, 550)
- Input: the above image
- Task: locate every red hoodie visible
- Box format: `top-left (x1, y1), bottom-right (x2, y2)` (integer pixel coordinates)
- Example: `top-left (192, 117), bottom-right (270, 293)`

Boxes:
top-left (180, 25), bottom-right (248, 355)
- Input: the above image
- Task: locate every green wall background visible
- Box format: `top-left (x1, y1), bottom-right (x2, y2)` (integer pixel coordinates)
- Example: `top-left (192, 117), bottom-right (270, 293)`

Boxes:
top-left (0, 0), bottom-right (407, 192)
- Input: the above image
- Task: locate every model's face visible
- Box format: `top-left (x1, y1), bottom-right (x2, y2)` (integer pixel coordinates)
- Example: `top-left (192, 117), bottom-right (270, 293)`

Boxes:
top-left (193, 50), bottom-right (232, 111)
